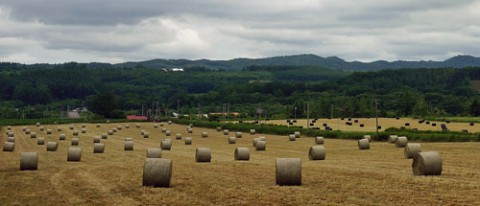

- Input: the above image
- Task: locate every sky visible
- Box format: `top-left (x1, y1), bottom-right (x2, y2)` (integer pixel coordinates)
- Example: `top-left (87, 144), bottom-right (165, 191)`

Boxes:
top-left (0, 0), bottom-right (479, 64)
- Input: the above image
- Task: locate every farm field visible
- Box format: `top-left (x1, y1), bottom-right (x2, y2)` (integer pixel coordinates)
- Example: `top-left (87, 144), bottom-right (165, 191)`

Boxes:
top-left (262, 117), bottom-right (480, 133)
top-left (1, 123), bottom-right (480, 205)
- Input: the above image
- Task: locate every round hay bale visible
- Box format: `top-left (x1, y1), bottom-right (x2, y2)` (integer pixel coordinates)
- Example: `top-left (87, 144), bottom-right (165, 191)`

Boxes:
top-left (141, 130), bottom-right (146, 135)
top-left (195, 147), bottom-right (211, 162)
top-left (168, 120), bottom-right (172, 125)
top-left (294, 131), bottom-right (301, 138)
top-left (175, 133), bottom-right (182, 140)
top-left (67, 147), bottom-right (82, 162)
top-left (107, 130), bottom-right (113, 135)
top-left (22, 126), bottom-right (27, 131)
top-left (81, 128), bottom-right (86, 133)
top-left (136, 123), bottom-right (141, 128)
top-left (363, 135), bottom-right (371, 142)
top-left (7, 125), bottom-right (12, 130)
top-left (124, 137), bottom-right (133, 141)
top-left (46, 142), bottom-right (58, 151)
top-left (46, 129), bottom-right (52, 135)
top-left (118, 125), bottom-right (123, 130)
top-left (101, 133), bottom-right (108, 139)
top-left (112, 128), bottom-right (118, 133)
top-left (223, 129), bottom-right (229, 135)
top-left (309, 145), bottom-right (326, 160)
top-left (59, 134), bottom-right (66, 140)
top-left (228, 137), bottom-right (236, 144)
top-left (234, 147), bottom-right (250, 161)
top-left (124, 141), bottom-right (134, 151)
top-left (7, 131), bottom-right (14, 137)
top-left (252, 138), bottom-right (260, 146)
top-left (93, 143), bottom-right (105, 153)
top-left (159, 123), bottom-right (164, 126)
top-left (93, 136), bottom-right (101, 143)
top-left (412, 151), bottom-right (442, 176)
top-left (216, 126), bottom-right (222, 132)
top-left (161, 128), bottom-right (167, 133)
top-left (146, 148), bottom-right (162, 158)
top-left (165, 130), bottom-right (171, 136)
top-left (235, 132), bottom-right (242, 138)
top-left (7, 136), bottom-right (15, 143)
top-left (96, 124), bottom-right (100, 128)
top-left (256, 141), bottom-right (266, 151)
top-left (161, 140), bottom-right (172, 150)
top-left (154, 124), bottom-right (158, 128)
top-left (404, 143), bottom-right (422, 159)
top-left (142, 158), bottom-right (172, 187)
top-left (39, 126), bottom-right (45, 131)
top-left (388, 135), bottom-right (398, 143)
top-left (57, 127), bottom-right (62, 132)
top-left (20, 152), bottom-right (38, 170)
top-left (201, 132), bottom-right (208, 138)
top-left (3, 142), bottom-right (15, 151)
top-left (276, 158), bottom-right (302, 186)
top-left (36, 122), bottom-right (41, 127)
top-left (187, 127), bottom-right (193, 133)
top-left (358, 139), bottom-right (370, 150)
top-left (25, 129), bottom-right (31, 134)
top-left (184, 137), bottom-right (192, 145)
top-left (259, 136), bottom-right (266, 141)
top-left (72, 131), bottom-right (79, 136)
top-left (125, 124), bottom-right (130, 129)
top-left (30, 132), bottom-right (37, 138)
top-left (250, 129), bottom-right (256, 135)
top-left (315, 136), bottom-right (324, 144)
top-left (37, 138), bottom-right (45, 145)
top-left (81, 124), bottom-right (86, 128)
top-left (143, 132), bottom-right (149, 138)
top-left (69, 125), bottom-right (74, 130)
top-left (395, 136), bottom-right (408, 148)
top-left (71, 138), bottom-right (79, 146)
top-left (289, 134), bottom-right (296, 141)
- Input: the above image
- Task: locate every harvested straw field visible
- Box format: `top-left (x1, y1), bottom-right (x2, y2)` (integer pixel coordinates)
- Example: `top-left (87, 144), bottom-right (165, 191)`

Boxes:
top-left (1, 123), bottom-right (480, 205)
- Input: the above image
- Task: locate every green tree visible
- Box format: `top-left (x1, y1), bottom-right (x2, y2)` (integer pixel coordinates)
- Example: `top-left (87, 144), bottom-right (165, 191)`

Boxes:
top-left (413, 97), bottom-right (428, 117)
top-left (470, 98), bottom-right (480, 116)
top-left (90, 93), bottom-right (124, 118)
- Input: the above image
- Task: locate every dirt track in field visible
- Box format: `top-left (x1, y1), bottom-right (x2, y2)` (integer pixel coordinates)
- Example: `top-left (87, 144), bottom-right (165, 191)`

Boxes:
top-left (1, 123), bottom-right (480, 205)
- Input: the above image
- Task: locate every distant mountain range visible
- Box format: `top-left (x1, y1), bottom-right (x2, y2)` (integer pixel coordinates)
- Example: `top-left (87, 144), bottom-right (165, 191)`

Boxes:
top-left (118, 54), bottom-right (480, 71)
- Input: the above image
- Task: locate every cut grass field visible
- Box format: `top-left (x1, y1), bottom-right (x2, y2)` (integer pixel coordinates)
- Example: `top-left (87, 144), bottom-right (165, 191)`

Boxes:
top-left (1, 123), bottom-right (480, 205)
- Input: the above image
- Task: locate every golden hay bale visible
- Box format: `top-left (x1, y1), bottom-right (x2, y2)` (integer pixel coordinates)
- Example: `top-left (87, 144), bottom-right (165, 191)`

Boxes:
top-left (71, 138), bottom-right (79, 146)
top-left (7, 131), bottom-right (14, 137)
top-left (47, 142), bottom-right (58, 151)
top-left (46, 129), bottom-right (52, 135)
top-left (256, 141), bottom-right (266, 151)
top-left (93, 143), bottom-right (105, 153)
top-left (228, 137), bottom-right (236, 144)
top-left (195, 147), bottom-right (211, 162)
top-left (96, 124), bottom-right (100, 128)
top-left (93, 136), bottom-right (101, 143)
top-left (124, 141), bottom-right (134, 151)
top-left (125, 137), bottom-right (133, 141)
top-left (309, 145), bottom-right (326, 160)
top-left (67, 147), bottom-right (82, 162)
top-left (20, 152), bottom-right (38, 170)
top-left (395, 136), bottom-right (408, 148)
top-left (161, 140), bottom-right (172, 150)
top-left (146, 148), bottom-right (162, 158)
top-left (3, 142), bottom-right (15, 152)
top-left (107, 130), bottom-right (113, 135)
top-left (25, 129), bottom-right (31, 134)
top-left (30, 132), bottom-right (37, 138)
top-left (165, 130), bottom-right (171, 136)
top-left (59, 134), bottom-right (66, 140)
top-left (22, 126), bottom-right (27, 131)
top-left (141, 130), bottom-right (146, 135)
top-left (39, 126), bottom-right (44, 131)
top-left (388, 135), bottom-right (398, 143)
top-left (363, 135), bottom-right (371, 142)
top-left (187, 127), bottom-right (193, 133)
top-left (161, 127), bottom-right (167, 133)
top-left (252, 138), bottom-right (260, 146)
top-left (37, 138), bottom-right (45, 145)
top-left (7, 136), bottom-right (15, 143)
top-left (234, 147), bottom-right (250, 161)
top-left (136, 123), bottom-right (141, 128)
top-left (36, 122), bottom-right (41, 127)
top-left (235, 132), bottom-right (242, 138)
top-left (223, 129), bottom-right (229, 135)
top-left (81, 128), bottom-right (86, 133)
top-left (358, 139), bottom-right (370, 150)
top-left (216, 126), bottom-right (222, 132)
top-left (259, 136), bottom-right (266, 141)
top-left (101, 133), bottom-right (108, 139)
top-left (57, 127), bottom-right (62, 132)
top-left (125, 124), bottom-right (130, 129)
top-left (412, 151), bottom-right (442, 176)
top-left (289, 134), bottom-right (296, 141)
top-left (201, 132), bottom-right (208, 138)
top-left (143, 132), bottom-right (149, 138)
top-left (142, 158), bottom-right (172, 188)
top-left (168, 120), bottom-right (172, 125)
top-left (294, 131), bottom-right (301, 138)
top-left (175, 133), bottom-right (182, 140)
top-left (72, 130), bottom-right (79, 136)
top-left (7, 125), bottom-right (12, 130)
top-left (276, 158), bottom-right (302, 186)
top-left (112, 128), bottom-right (118, 133)
top-left (69, 125), bottom-right (74, 130)
top-left (404, 143), bottom-right (422, 159)
top-left (81, 124), bottom-right (86, 128)
top-left (154, 124), bottom-right (158, 128)
top-left (315, 136), bottom-right (324, 144)
top-left (184, 137), bottom-right (192, 145)
top-left (250, 129), bottom-right (256, 135)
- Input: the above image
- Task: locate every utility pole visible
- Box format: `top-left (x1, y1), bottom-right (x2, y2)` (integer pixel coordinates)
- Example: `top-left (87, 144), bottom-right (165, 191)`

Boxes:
top-left (306, 103), bottom-right (310, 128)
top-left (375, 97), bottom-right (379, 137)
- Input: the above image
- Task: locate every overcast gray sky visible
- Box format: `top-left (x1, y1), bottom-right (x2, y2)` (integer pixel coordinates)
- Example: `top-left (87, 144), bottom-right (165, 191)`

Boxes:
top-left (0, 0), bottom-right (479, 63)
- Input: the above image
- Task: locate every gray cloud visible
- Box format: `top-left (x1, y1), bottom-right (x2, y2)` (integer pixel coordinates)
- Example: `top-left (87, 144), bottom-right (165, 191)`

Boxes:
top-left (0, 0), bottom-right (479, 63)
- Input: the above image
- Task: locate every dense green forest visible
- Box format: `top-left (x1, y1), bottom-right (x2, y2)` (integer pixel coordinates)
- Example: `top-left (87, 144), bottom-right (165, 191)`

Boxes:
top-left (1, 61), bottom-right (480, 119)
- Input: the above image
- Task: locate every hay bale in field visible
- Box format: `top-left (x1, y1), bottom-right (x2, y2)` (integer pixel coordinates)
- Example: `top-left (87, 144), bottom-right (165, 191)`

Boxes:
top-left (259, 136), bottom-right (266, 141)
top-left (154, 124), bottom-right (158, 128)
top-left (7, 131), bottom-right (14, 137)
top-left (125, 124), bottom-right (130, 129)
top-left (20, 152), bottom-right (38, 170)
top-left (93, 136), bottom-right (101, 143)
top-left (256, 140), bottom-right (266, 151)
top-left (7, 125), bottom-right (12, 130)
top-left (309, 145), bottom-right (326, 160)
top-left (432, 123), bottom-right (437, 127)
top-left (141, 130), bottom-right (146, 135)
top-left (101, 133), bottom-right (108, 139)
top-left (81, 124), bottom-right (86, 128)
top-left (46, 129), bottom-right (52, 135)
top-left (36, 122), bottom-right (40, 127)
top-left (112, 128), bottom-right (117, 133)
top-left (124, 141), bottom-right (134, 151)
top-left (195, 148), bottom-right (211, 162)
top-left (216, 126), bottom-right (222, 132)
top-left (359, 124), bottom-right (364, 127)
top-left (59, 134), bottom-right (66, 140)
top-left (315, 136), bottom-right (324, 144)
top-left (73, 130), bottom-right (79, 136)
top-left (395, 136), bottom-right (408, 148)
top-left (96, 124), bottom-right (100, 128)
top-left (289, 134), bottom-right (296, 141)
top-left (7, 136), bottom-right (15, 143)
top-left (37, 138), bottom-right (45, 145)
top-left (142, 158), bottom-right (172, 187)
top-left (3, 142), bottom-right (15, 151)
top-left (184, 137), bottom-right (192, 145)
top-left (363, 135), bottom-right (371, 142)
top-left (388, 135), bottom-right (398, 143)
top-left (143, 132), bottom-right (149, 138)
top-left (358, 139), bottom-right (370, 150)
top-left (405, 123), bottom-right (410, 126)
top-left (136, 123), bottom-right (141, 128)
top-left (25, 129), bottom-right (31, 134)
top-left (228, 137), bottom-right (236, 144)
top-left (146, 148), bottom-right (162, 158)
top-left (30, 132), bottom-right (37, 138)
top-left (71, 138), bottom-right (79, 146)
top-left (67, 147), bottom-right (82, 162)
top-left (125, 137), bottom-right (133, 141)
top-left (252, 138), bottom-right (260, 146)
top-left (412, 151), bottom-right (442, 176)
top-left (39, 126), bottom-right (45, 131)
top-left (187, 127), bottom-right (193, 133)
top-left (223, 129), bottom-right (229, 135)
top-left (175, 133), bottom-right (182, 140)
top-left (201, 132), bottom-right (208, 138)
top-left (107, 130), bottom-right (113, 135)
top-left (165, 130), bottom-right (171, 136)
top-left (276, 158), bottom-right (301, 186)
top-left (47, 142), bottom-right (58, 151)
top-left (81, 128), bottom-right (87, 133)
top-left (234, 147), bottom-right (250, 161)
top-left (404, 143), bottom-right (422, 159)
top-left (93, 143), bottom-right (105, 153)
top-left (161, 140), bottom-right (172, 150)
top-left (250, 129), bottom-right (256, 135)
top-left (294, 131), bottom-right (301, 138)
top-left (168, 120), bottom-right (172, 125)
top-left (69, 125), bottom-right (74, 130)
top-left (57, 127), bottom-right (62, 132)
top-left (469, 122), bottom-right (474, 126)
top-left (161, 128), bottom-right (167, 133)
top-left (22, 126), bottom-right (27, 132)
